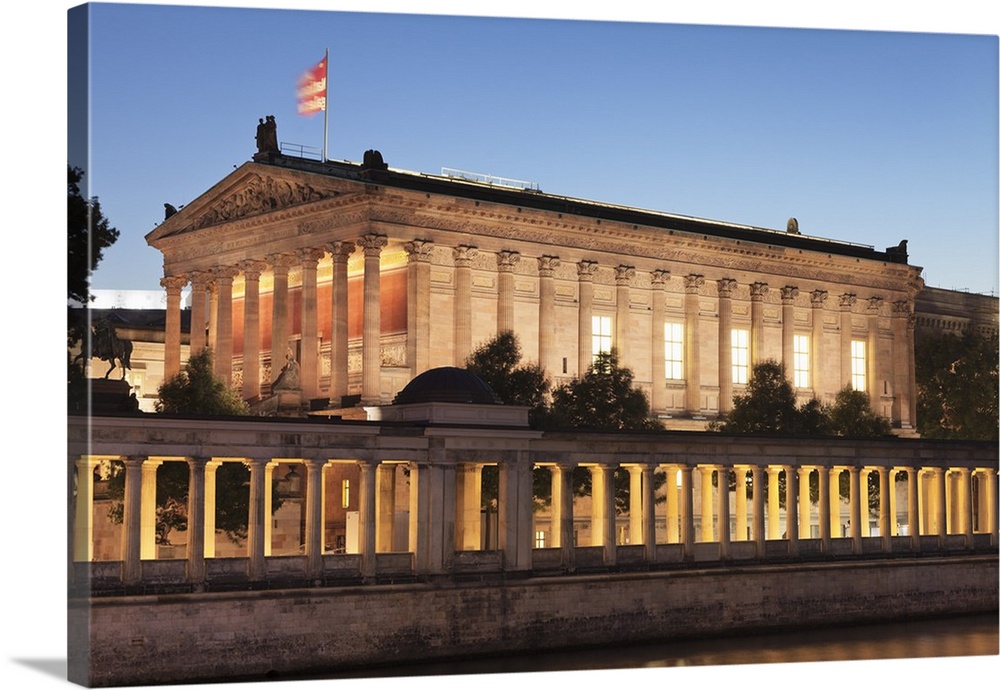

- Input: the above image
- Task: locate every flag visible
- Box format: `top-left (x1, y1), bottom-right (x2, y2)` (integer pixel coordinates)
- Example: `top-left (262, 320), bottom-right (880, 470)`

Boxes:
top-left (297, 57), bottom-right (327, 116)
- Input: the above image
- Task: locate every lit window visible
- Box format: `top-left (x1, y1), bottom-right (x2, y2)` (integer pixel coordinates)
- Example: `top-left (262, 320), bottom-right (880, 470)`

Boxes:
top-left (592, 315), bottom-right (612, 359)
top-left (851, 340), bottom-right (867, 392)
top-left (732, 329), bottom-right (749, 385)
top-left (793, 334), bottom-right (810, 389)
top-left (534, 530), bottom-right (546, 548)
top-left (341, 479), bottom-right (350, 509)
top-left (664, 322), bottom-right (684, 380)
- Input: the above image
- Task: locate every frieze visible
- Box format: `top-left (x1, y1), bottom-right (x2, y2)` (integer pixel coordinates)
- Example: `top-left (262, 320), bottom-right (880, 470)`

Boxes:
top-left (191, 173), bottom-right (332, 230)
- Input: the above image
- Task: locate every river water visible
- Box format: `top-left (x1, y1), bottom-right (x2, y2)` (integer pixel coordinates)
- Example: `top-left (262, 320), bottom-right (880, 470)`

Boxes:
top-left (280, 613), bottom-right (998, 689)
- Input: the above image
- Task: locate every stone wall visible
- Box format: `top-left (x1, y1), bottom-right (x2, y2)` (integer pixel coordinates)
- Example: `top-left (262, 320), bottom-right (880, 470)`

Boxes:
top-left (71, 556), bottom-right (998, 687)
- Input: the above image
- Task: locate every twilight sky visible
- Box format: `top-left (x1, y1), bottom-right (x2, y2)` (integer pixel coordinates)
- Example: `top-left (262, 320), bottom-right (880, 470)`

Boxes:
top-left (73, 1), bottom-right (998, 297)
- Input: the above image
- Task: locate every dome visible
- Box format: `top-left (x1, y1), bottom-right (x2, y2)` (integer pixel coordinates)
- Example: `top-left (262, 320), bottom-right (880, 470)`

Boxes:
top-left (392, 367), bottom-right (502, 406)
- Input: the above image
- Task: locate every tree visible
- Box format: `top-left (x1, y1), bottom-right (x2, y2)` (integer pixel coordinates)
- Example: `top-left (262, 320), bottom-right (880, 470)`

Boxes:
top-left (827, 387), bottom-right (893, 438)
top-left (464, 331), bottom-right (550, 427)
top-left (711, 360), bottom-right (822, 435)
top-left (68, 165), bottom-right (120, 412)
top-left (155, 348), bottom-right (249, 415)
top-left (916, 330), bottom-right (999, 441)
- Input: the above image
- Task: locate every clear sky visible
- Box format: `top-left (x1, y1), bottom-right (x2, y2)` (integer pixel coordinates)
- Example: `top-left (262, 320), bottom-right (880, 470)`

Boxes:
top-left (74, 1), bottom-right (999, 297)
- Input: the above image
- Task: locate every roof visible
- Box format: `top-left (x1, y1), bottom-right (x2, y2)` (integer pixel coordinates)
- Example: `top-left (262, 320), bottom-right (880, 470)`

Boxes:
top-left (392, 367), bottom-right (502, 406)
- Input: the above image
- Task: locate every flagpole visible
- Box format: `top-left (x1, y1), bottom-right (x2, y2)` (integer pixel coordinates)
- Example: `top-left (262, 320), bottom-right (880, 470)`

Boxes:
top-left (322, 47), bottom-right (329, 162)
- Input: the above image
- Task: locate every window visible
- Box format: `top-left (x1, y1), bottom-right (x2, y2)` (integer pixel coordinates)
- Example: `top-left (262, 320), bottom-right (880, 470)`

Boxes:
top-left (592, 315), bottom-right (612, 359)
top-left (534, 530), bottom-right (546, 548)
top-left (341, 479), bottom-right (350, 509)
top-left (851, 340), bottom-right (867, 391)
top-left (793, 334), bottom-right (810, 389)
top-left (732, 329), bottom-right (749, 385)
top-left (664, 322), bottom-right (684, 380)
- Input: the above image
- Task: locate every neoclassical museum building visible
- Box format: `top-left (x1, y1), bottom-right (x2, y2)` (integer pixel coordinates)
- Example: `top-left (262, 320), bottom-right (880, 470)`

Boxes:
top-left (146, 145), bottom-right (928, 430)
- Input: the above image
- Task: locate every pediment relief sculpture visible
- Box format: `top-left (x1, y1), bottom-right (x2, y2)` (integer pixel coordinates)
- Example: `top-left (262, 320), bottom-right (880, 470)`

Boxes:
top-left (192, 174), bottom-right (333, 230)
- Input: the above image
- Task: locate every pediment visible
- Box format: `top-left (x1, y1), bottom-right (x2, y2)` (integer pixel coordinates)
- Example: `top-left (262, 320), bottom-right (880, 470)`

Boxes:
top-left (146, 163), bottom-right (352, 245)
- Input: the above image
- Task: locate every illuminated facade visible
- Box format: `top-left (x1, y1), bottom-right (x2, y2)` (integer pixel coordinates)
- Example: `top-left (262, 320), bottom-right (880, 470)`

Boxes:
top-left (146, 149), bottom-right (925, 429)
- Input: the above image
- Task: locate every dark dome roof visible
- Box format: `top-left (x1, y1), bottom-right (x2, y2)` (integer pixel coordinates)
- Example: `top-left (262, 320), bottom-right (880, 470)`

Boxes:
top-left (392, 367), bottom-right (502, 406)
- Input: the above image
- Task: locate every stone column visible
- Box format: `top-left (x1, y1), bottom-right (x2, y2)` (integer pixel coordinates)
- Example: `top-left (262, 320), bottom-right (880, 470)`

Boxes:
top-left (810, 290), bottom-right (828, 399)
top-left (717, 278), bottom-right (736, 415)
top-left (680, 466), bottom-right (694, 557)
top-left (781, 286), bottom-right (799, 380)
top-left (641, 464), bottom-right (656, 557)
top-left (140, 459), bottom-right (162, 560)
top-left (239, 261), bottom-right (266, 400)
top-left (717, 465), bottom-right (731, 558)
top-left (359, 233), bottom-right (388, 404)
top-left (984, 468), bottom-right (998, 546)
top-left (906, 312), bottom-right (918, 427)
top-left (767, 467), bottom-right (782, 540)
top-left (455, 463), bottom-right (483, 550)
top-left (499, 455), bottom-right (533, 572)
top-left (665, 465), bottom-right (680, 544)
top-left (327, 241), bottom-right (354, 404)
top-left (358, 461), bottom-right (378, 578)
top-left (891, 301), bottom-right (909, 427)
top-left (268, 254), bottom-right (295, 384)
top-left (750, 282), bottom-right (768, 365)
top-left (552, 463), bottom-right (575, 569)
top-left (734, 467), bottom-right (747, 541)
top-left (496, 250), bottom-right (520, 336)
top-left (188, 271), bottom-right (210, 355)
top-left (839, 293), bottom-right (857, 389)
top-left (246, 458), bottom-right (269, 580)
top-left (213, 266), bottom-right (238, 384)
top-left (304, 459), bottom-right (325, 577)
top-left (818, 464), bottom-right (831, 552)
top-left (537, 256), bottom-right (560, 374)
top-left (207, 279), bottom-right (218, 356)
top-left (786, 465), bottom-right (799, 556)
top-left (650, 270), bottom-right (670, 412)
top-left (577, 261), bottom-right (598, 376)
top-left (684, 275), bottom-right (705, 416)
top-left (185, 456), bottom-right (207, 584)
top-left (204, 460), bottom-right (220, 558)
top-left (298, 247), bottom-right (325, 400)
top-left (121, 456), bottom-right (144, 584)
top-left (905, 468), bottom-right (920, 551)
top-left (866, 298), bottom-right (883, 410)
top-left (798, 467), bottom-right (811, 541)
top-left (934, 468), bottom-right (948, 545)
top-left (161, 276), bottom-right (187, 379)
top-left (73, 458), bottom-right (99, 562)
top-left (376, 465), bottom-right (396, 552)
top-left (627, 466), bottom-right (643, 545)
top-left (452, 245), bottom-right (478, 365)
top-left (614, 266), bottom-right (635, 362)
top-left (752, 465), bottom-right (765, 555)
top-left (592, 464), bottom-right (617, 564)
top-left (404, 240), bottom-right (434, 377)
top-left (849, 466), bottom-right (862, 553)
top-left (699, 466), bottom-right (714, 542)
top-left (829, 467), bottom-right (842, 539)
top-left (879, 467), bottom-right (892, 551)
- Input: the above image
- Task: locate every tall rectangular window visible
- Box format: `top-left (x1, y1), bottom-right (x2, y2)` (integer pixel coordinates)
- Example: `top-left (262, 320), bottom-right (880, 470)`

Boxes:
top-left (732, 329), bottom-right (749, 385)
top-left (793, 334), bottom-right (810, 389)
top-left (592, 315), bottom-right (612, 359)
top-left (851, 340), bottom-right (867, 391)
top-left (664, 322), bottom-right (684, 380)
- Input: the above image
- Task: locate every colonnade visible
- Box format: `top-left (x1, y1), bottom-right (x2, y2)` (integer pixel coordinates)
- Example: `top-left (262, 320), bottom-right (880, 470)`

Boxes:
top-left (160, 236), bottom-right (919, 424)
top-left (72, 452), bottom-right (998, 586)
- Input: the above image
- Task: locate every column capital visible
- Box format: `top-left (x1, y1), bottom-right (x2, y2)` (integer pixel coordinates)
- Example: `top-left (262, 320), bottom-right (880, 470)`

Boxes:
top-left (237, 259), bottom-right (268, 281)
top-left (577, 260), bottom-right (599, 280)
top-left (160, 275), bottom-right (188, 291)
top-left (810, 289), bottom-right (829, 307)
top-left (650, 269), bottom-right (670, 287)
top-left (839, 292), bottom-right (857, 310)
top-left (750, 282), bottom-right (769, 300)
top-left (717, 278), bottom-right (737, 298)
top-left (614, 265), bottom-right (636, 285)
top-left (404, 239), bottom-right (435, 263)
top-left (781, 285), bottom-right (800, 303)
top-left (188, 270), bottom-right (213, 287)
top-left (866, 296), bottom-right (884, 314)
top-left (537, 255), bottom-right (561, 276)
top-left (684, 274), bottom-right (705, 293)
top-left (892, 299), bottom-right (913, 317)
top-left (212, 265), bottom-right (240, 282)
top-left (453, 244), bottom-right (479, 266)
top-left (296, 246), bottom-right (326, 267)
top-left (267, 252), bottom-right (297, 271)
top-left (358, 232), bottom-right (388, 255)
top-left (326, 240), bottom-right (356, 263)
top-left (496, 250), bottom-right (521, 272)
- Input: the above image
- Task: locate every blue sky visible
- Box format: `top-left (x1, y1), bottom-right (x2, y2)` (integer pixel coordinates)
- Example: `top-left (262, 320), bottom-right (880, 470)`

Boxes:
top-left (72, 1), bottom-right (998, 297)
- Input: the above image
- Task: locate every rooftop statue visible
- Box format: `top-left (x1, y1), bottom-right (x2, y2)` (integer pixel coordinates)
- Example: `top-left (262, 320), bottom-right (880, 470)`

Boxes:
top-left (786, 217), bottom-right (800, 234)
top-left (255, 115), bottom-right (279, 154)
top-left (93, 316), bottom-right (133, 380)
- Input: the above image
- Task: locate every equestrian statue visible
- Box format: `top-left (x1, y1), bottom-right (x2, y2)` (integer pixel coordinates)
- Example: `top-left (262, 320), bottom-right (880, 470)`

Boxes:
top-left (92, 316), bottom-right (133, 380)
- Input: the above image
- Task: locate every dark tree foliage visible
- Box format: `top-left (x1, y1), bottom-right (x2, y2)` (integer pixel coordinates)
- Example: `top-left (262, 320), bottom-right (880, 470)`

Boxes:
top-left (826, 387), bottom-right (893, 438)
top-left (464, 330), bottom-right (550, 427)
top-left (547, 350), bottom-right (662, 432)
top-left (155, 348), bottom-right (249, 416)
top-left (916, 330), bottom-right (999, 441)
top-left (68, 165), bottom-right (120, 412)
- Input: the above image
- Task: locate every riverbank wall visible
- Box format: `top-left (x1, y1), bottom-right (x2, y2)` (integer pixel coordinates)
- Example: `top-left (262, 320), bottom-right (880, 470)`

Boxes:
top-left (70, 555), bottom-right (998, 687)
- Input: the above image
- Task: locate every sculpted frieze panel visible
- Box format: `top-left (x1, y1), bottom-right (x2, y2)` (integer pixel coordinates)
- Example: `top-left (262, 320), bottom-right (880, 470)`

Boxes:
top-left (192, 173), bottom-right (332, 230)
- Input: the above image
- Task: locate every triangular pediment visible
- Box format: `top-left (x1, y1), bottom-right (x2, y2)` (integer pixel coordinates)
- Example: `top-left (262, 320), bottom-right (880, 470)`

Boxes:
top-left (146, 162), bottom-right (353, 244)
